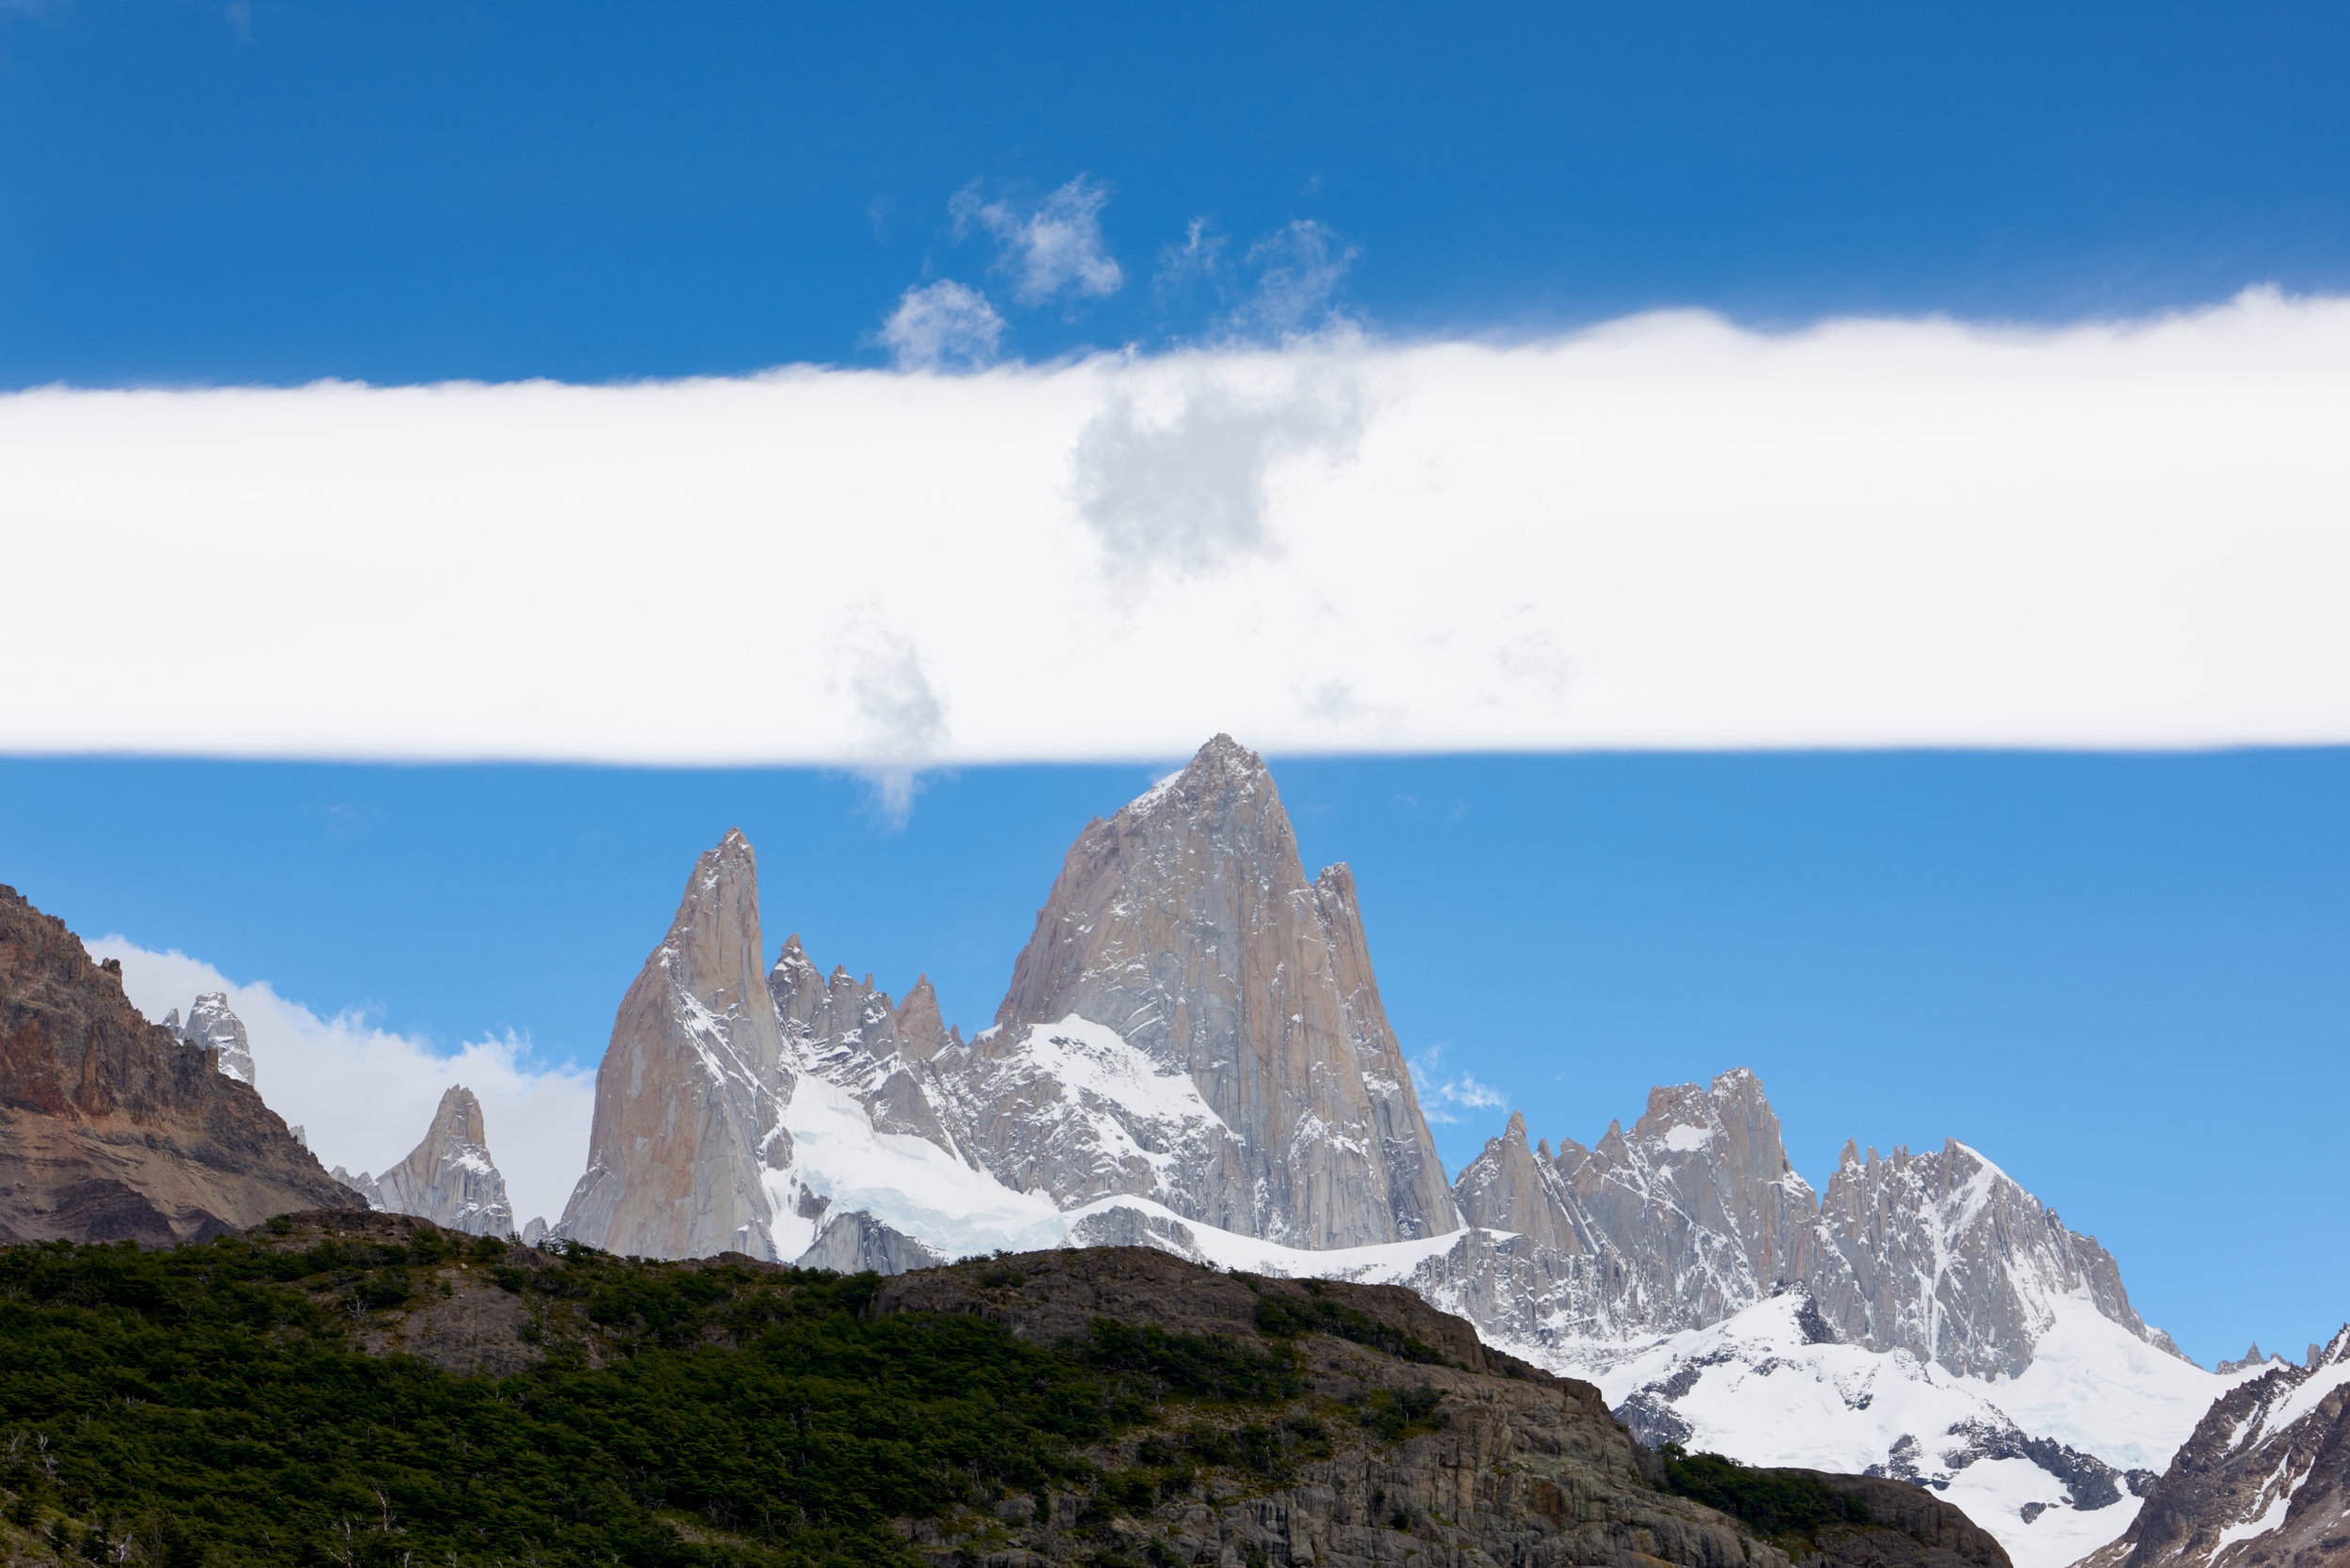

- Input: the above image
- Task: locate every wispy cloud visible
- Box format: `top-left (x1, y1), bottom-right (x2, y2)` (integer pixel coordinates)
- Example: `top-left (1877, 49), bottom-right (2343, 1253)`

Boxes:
top-left (879, 280), bottom-right (1006, 370)
top-left (89, 937), bottom-right (596, 1227)
top-left (1230, 220), bottom-right (1359, 339)
top-left (1408, 1043), bottom-right (1508, 1124)
top-left (1153, 216), bottom-right (1360, 343)
top-left (951, 176), bottom-right (1124, 306)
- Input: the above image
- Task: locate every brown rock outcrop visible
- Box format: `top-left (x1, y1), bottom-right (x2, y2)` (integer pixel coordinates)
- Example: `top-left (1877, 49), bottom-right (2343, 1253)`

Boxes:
top-left (0, 883), bottom-right (353, 1244)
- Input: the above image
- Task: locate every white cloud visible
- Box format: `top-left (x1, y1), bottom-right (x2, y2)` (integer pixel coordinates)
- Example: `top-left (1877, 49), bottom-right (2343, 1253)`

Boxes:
top-left (1071, 366), bottom-right (1367, 579)
top-left (88, 937), bottom-right (596, 1228)
top-left (1407, 1043), bottom-right (1508, 1124)
top-left (951, 176), bottom-right (1124, 306)
top-left (879, 280), bottom-right (1006, 369)
top-left (7, 288), bottom-right (2350, 761)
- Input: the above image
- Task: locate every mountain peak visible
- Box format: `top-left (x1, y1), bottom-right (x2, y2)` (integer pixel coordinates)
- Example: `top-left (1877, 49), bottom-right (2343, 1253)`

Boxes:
top-left (562, 828), bottom-right (790, 1261)
top-left (429, 1083), bottom-right (489, 1148)
top-left (982, 736), bottom-right (1458, 1247)
top-left (369, 1083), bottom-right (513, 1237)
top-left (1121, 733), bottom-right (1274, 820)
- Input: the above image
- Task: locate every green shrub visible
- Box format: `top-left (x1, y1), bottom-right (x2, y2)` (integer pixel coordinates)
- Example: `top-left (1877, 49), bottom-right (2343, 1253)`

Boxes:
top-left (1250, 1294), bottom-right (1449, 1365)
top-left (0, 1231), bottom-right (1324, 1568)
top-left (1659, 1450), bottom-right (1872, 1543)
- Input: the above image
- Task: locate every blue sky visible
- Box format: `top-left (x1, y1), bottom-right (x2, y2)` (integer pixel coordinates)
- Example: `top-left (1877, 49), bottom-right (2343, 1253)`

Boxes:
top-left (4, 2), bottom-right (2348, 384)
top-left (3, 2), bottom-right (2348, 1369)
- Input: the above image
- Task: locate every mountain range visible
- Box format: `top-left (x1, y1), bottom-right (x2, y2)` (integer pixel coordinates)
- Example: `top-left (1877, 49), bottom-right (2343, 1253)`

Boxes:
top-left (5, 735), bottom-right (2332, 1568)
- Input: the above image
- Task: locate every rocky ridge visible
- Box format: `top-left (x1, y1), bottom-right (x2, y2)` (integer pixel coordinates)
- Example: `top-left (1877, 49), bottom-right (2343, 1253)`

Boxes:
top-left (0, 884), bottom-right (354, 1245)
top-left (2076, 1327), bottom-right (2350, 1568)
top-left (1440, 1072), bottom-right (2175, 1378)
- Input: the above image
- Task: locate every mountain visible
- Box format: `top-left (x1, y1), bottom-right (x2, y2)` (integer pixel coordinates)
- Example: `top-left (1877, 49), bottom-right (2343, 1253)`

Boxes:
top-left (0, 883), bottom-right (352, 1244)
top-left (540, 735), bottom-right (2220, 1568)
top-left (957, 735), bottom-right (1458, 1247)
top-left (1418, 1074), bottom-right (2245, 1568)
top-left (2076, 1327), bottom-right (2350, 1568)
top-left (330, 1085), bottom-right (517, 1237)
top-left (162, 992), bottom-right (257, 1087)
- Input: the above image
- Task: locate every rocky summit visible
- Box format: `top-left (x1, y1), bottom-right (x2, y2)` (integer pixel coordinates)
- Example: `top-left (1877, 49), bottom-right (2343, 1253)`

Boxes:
top-left (332, 1084), bottom-right (517, 1237)
top-left (164, 991), bottom-right (258, 1088)
top-left (962, 733), bottom-right (1459, 1247)
top-left (0, 884), bottom-right (352, 1245)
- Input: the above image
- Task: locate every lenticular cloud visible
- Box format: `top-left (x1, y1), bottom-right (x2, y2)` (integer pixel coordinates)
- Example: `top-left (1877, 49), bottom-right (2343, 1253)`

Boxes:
top-left (6, 288), bottom-right (2348, 765)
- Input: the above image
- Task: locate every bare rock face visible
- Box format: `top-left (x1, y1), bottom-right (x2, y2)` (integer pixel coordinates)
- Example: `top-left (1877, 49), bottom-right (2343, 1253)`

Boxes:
top-left (0, 883), bottom-right (353, 1244)
top-left (557, 829), bottom-right (791, 1260)
top-left (1811, 1138), bottom-right (2169, 1379)
top-left (1569, 1071), bottom-right (1826, 1333)
top-left (1451, 1109), bottom-right (1587, 1259)
top-left (949, 734), bottom-right (1459, 1247)
top-left (345, 1085), bottom-right (517, 1237)
top-left (2076, 1325), bottom-right (2350, 1568)
top-left (1434, 1070), bottom-right (1827, 1347)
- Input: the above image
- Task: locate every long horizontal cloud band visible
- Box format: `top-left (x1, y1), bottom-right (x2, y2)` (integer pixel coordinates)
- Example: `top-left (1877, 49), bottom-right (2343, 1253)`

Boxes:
top-left (8, 289), bottom-right (2348, 762)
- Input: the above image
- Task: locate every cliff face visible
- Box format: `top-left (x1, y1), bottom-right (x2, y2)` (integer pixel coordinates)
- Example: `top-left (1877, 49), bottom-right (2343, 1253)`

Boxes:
top-left (959, 734), bottom-right (1459, 1247)
top-left (0, 884), bottom-right (352, 1244)
top-left (2077, 1328), bottom-right (2350, 1568)
top-left (557, 830), bottom-right (791, 1260)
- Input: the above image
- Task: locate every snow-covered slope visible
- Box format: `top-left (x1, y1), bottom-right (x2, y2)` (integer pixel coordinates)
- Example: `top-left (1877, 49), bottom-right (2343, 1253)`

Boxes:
top-left (1574, 1291), bottom-right (2268, 1568)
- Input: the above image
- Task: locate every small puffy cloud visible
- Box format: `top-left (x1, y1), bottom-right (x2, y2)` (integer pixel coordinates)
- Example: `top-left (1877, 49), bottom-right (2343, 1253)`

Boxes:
top-left (90, 936), bottom-right (596, 1228)
top-left (880, 280), bottom-right (1006, 370)
top-left (1408, 1044), bottom-right (1508, 1124)
top-left (952, 176), bottom-right (1124, 306)
top-left (1072, 368), bottom-right (1368, 580)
